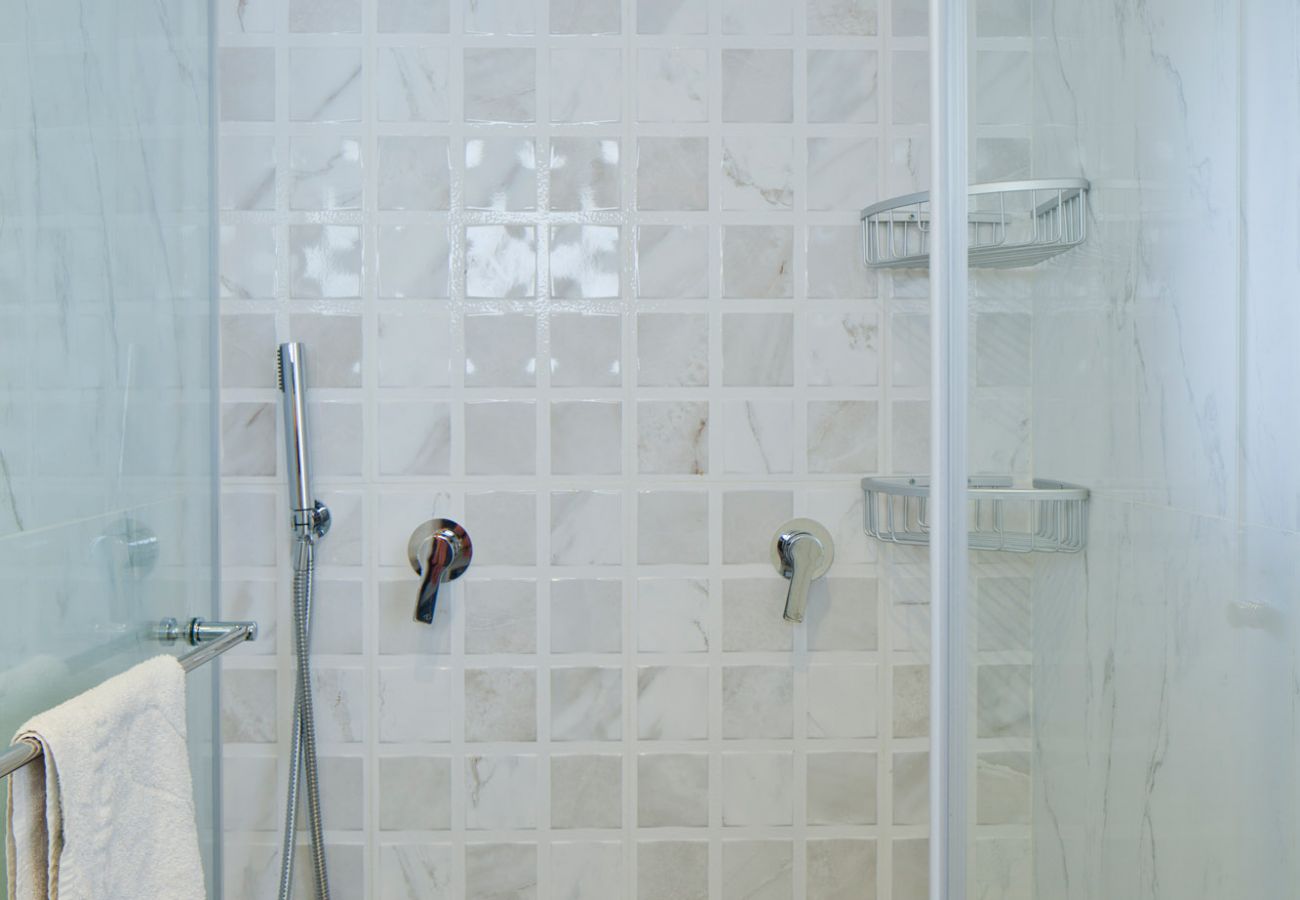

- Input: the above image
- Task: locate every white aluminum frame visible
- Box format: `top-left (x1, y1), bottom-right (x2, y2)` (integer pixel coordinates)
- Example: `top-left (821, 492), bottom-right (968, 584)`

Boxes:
top-left (929, 0), bottom-right (969, 897)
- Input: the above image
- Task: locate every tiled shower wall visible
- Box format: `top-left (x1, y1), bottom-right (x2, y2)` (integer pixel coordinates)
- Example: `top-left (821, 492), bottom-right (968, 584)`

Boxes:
top-left (215, 0), bottom-right (1032, 896)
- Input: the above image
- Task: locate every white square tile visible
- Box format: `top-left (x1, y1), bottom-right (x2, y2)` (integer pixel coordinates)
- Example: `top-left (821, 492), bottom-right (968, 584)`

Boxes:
top-left (721, 578), bottom-right (791, 651)
top-left (377, 664), bottom-right (455, 742)
top-left (722, 226), bottom-right (793, 298)
top-left (465, 668), bottom-right (538, 742)
top-left (808, 0), bottom-right (877, 34)
top-left (379, 578), bottom-right (452, 654)
top-left (722, 491), bottom-right (793, 564)
top-left (551, 491), bottom-right (623, 565)
top-left (289, 48), bottom-right (362, 122)
top-left (637, 48), bottom-right (709, 122)
top-left (378, 136), bottom-right (451, 210)
top-left (465, 492), bottom-right (538, 565)
top-left (551, 0), bottom-right (621, 33)
top-left (551, 48), bottom-right (622, 123)
top-left (637, 666), bottom-right (709, 740)
top-left (379, 756), bottom-right (452, 829)
top-left (289, 0), bottom-right (361, 32)
top-left (288, 314), bottom-right (363, 386)
top-left (219, 135), bottom-right (275, 210)
top-left (550, 579), bottom-right (622, 653)
top-left (552, 842), bottom-right (623, 900)
top-left (465, 0), bottom-right (535, 33)
top-left (722, 50), bottom-right (792, 123)
top-left (310, 666), bottom-right (368, 742)
top-left (550, 225), bottom-right (620, 298)
top-left (808, 50), bottom-right (878, 123)
top-left (807, 752), bottom-right (877, 825)
top-left (808, 400), bottom-right (879, 473)
top-left (807, 312), bottom-right (880, 386)
top-left (550, 138), bottom-right (621, 211)
top-left (289, 225), bottom-right (362, 299)
top-left (807, 665), bottom-right (878, 738)
top-left (722, 137), bottom-right (793, 210)
top-left (220, 224), bottom-right (276, 298)
top-left (464, 48), bottom-right (537, 122)
top-left (465, 313), bottom-right (537, 387)
top-left (376, 47), bottom-right (451, 121)
top-left (808, 137), bottom-right (878, 211)
top-left (722, 752), bottom-right (793, 825)
top-left (550, 314), bottom-right (622, 386)
top-left (637, 755), bottom-right (709, 826)
top-left (638, 313), bottom-right (709, 385)
top-left (807, 578), bottom-right (878, 651)
top-left (892, 49), bottom-right (929, 125)
top-left (722, 314), bottom-right (794, 385)
top-left (636, 578), bottom-right (710, 652)
top-left (806, 840), bottom-right (877, 899)
top-left (465, 138), bottom-right (537, 210)
top-left (551, 755), bottom-right (622, 828)
top-left (465, 579), bottom-right (537, 654)
top-left (378, 400), bottom-right (451, 475)
top-left (377, 0), bottom-right (451, 32)
top-left (465, 401), bottom-right (537, 475)
top-left (551, 401), bottom-right (622, 475)
top-left (722, 842), bottom-right (793, 900)
top-left (893, 663), bottom-right (929, 738)
top-left (637, 137), bottom-right (709, 210)
top-left (551, 667), bottom-right (623, 741)
top-left (378, 310), bottom-right (452, 387)
top-left (466, 755), bottom-right (538, 829)
top-left (637, 491), bottom-right (708, 564)
top-left (377, 844), bottom-right (454, 900)
top-left (637, 401), bottom-right (708, 475)
top-left (892, 751), bottom-right (928, 824)
top-left (289, 134), bottom-right (361, 210)
top-left (636, 226), bottom-right (709, 299)
top-left (220, 48), bottom-right (275, 121)
top-left (466, 225), bottom-right (537, 298)
top-left (466, 845), bottom-right (538, 900)
top-left (720, 399), bottom-right (794, 474)
top-left (722, 0), bottom-right (791, 33)
top-left (808, 225), bottom-right (873, 298)
top-left (636, 0), bottom-right (708, 33)
top-left (638, 842), bottom-right (708, 900)
top-left (722, 666), bottom-right (793, 738)
top-left (976, 752), bottom-right (1030, 824)
top-left (377, 224), bottom-right (450, 298)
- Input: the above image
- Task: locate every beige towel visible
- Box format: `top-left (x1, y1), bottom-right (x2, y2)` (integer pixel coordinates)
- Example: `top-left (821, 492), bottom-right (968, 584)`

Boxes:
top-left (5, 655), bottom-right (205, 900)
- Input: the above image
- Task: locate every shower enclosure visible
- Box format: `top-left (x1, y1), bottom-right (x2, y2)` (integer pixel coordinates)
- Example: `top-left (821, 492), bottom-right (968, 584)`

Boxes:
top-left (929, 0), bottom-right (1300, 897)
top-left (0, 0), bottom-right (219, 893)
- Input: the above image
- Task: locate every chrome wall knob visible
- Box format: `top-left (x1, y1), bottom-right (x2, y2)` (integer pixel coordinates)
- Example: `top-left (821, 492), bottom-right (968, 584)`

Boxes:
top-left (771, 518), bottom-right (835, 624)
top-left (408, 518), bottom-right (473, 625)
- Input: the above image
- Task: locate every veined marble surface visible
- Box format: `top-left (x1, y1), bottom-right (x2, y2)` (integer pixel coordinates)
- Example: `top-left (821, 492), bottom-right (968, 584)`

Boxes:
top-left (1028, 0), bottom-right (1300, 897)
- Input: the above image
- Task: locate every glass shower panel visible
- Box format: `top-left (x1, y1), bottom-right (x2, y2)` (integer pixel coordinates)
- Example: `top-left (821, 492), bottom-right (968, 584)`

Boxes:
top-left (956, 0), bottom-right (1300, 897)
top-left (0, 0), bottom-right (217, 892)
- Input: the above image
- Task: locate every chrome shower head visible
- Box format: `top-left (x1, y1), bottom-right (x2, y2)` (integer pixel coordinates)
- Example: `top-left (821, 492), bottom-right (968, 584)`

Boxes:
top-left (277, 342), bottom-right (329, 540)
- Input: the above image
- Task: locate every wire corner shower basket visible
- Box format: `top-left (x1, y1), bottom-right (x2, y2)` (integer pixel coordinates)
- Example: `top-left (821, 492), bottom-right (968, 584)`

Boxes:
top-left (862, 476), bottom-right (1090, 553)
top-left (860, 178), bottom-right (1090, 269)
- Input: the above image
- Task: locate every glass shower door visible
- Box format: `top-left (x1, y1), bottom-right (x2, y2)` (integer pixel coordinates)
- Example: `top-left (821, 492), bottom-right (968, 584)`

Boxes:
top-left (938, 0), bottom-right (1300, 897)
top-left (0, 0), bottom-right (218, 892)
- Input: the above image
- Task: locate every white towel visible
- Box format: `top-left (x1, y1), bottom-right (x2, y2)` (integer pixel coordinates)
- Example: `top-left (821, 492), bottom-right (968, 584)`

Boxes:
top-left (5, 655), bottom-right (206, 900)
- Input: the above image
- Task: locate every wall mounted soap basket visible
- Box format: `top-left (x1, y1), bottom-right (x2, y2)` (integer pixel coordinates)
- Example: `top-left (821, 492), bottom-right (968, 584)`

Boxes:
top-left (860, 178), bottom-right (1090, 269)
top-left (862, 476), bottom-right (1089, 553)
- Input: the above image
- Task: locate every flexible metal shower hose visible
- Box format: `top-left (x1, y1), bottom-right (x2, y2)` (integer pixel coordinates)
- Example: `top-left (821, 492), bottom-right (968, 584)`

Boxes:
top-left (277, 537), bottom-right (331, 900)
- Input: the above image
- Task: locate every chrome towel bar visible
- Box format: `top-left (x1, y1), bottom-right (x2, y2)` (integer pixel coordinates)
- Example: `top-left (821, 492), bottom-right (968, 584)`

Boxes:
top-left (0, 618), bottom-right (257, 780)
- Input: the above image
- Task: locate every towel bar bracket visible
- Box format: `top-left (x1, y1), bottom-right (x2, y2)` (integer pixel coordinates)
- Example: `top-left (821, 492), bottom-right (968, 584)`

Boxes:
top-left (156, 617), bottom-right (258, 646)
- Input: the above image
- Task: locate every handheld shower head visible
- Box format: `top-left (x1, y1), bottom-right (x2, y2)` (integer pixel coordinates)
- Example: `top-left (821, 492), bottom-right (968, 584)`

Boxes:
top-left (277, 342), bottom-right (330, 540)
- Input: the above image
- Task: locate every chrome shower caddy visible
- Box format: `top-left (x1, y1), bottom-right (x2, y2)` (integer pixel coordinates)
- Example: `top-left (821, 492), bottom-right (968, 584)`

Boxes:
top-left (862, 476), bottom-right (1089, 553)
top-left (860, 178), bottom-right (1090, 269)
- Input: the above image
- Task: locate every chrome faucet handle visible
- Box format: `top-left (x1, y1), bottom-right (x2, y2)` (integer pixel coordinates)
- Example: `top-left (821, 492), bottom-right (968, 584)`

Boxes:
top-left (407, 519), bottom-right (473, 625)
top-left (771, 518), bottom-right (835, 624)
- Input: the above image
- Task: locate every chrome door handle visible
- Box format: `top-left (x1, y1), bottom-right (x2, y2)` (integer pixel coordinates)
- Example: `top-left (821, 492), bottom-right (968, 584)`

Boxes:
top-left (771, 518), bottom-right (835, 623)
top-left (408, 519), bottom-right (472, 624)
